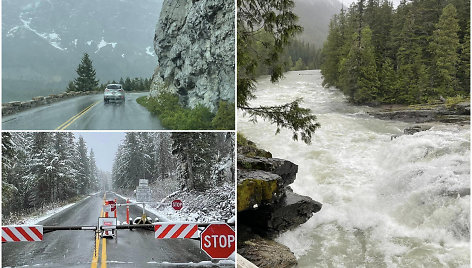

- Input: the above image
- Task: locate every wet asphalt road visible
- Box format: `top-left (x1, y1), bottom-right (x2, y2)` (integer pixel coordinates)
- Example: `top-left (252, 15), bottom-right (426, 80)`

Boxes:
top-left (2, 192), bottom-right (224, 268)
top-left (2, 93), bottom-right (164, 130)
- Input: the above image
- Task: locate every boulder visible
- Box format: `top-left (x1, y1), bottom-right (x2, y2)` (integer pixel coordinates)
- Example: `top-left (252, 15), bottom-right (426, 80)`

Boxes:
top-left (404, 125), bottom-right (432, 135)
top-left (238, 155), bottom-right (298, 187)
top-left (237, 169), bottom-right (282, 212)
top-left (239, 190), bottom-right (322, 236)
top-left (238, 237), bottom-right (298, 268)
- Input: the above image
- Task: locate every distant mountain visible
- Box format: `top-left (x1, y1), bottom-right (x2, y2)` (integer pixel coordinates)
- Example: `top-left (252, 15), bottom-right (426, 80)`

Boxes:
top-left (293, 0), bottom-right (343, 48)
top-left (2, 0), bottom-right (163, 102)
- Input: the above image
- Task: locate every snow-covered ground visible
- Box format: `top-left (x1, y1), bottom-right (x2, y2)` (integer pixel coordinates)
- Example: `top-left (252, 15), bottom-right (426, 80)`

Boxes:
top-left (115, 183), bottom-right (235, 223)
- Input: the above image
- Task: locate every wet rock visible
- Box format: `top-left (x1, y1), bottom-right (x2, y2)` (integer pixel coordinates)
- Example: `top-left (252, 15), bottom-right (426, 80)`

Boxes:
top-left (450, 102), bottom-right (470, 115)
top-left (150, 0), bottom-right (234, 112)
top-left (444, 188), bottom-right (470, 197)
top-left (237, 155), bottom-right (298, 187)
top-left (404, 125), bottom-right (432, 135)
top-left (369, 103), bottom-right (470, 124)
top-left (237, 137), bottom-right (322, 268)
top-left (238, 237), bottom-right (297, 268)
top-left (237, 138), bottom-right (272, 158)
top-left (237, 169), bottom-right (282, 212)
top-left (371, 109), bottom-right (438, 123)
top-left (239, 190), bottom-right (322, 236)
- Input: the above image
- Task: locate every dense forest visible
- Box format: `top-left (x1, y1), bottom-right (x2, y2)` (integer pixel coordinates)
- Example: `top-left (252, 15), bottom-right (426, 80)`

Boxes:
top-left (321, 0), bottom-right (470, 105)
top-left (252, 35), bottom-right (323, 76)
top-left (112, 132), bottom-right (234, 193)
top-left (2, 132), bottom-right (100, 220)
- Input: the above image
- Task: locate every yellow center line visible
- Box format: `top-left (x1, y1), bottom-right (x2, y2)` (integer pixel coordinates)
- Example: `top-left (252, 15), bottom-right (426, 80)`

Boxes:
top-left (92, 193), bottom-right (107, 268)
top-left (56, 101), bottom-right (96, 130)
top-left (101, 237), bottom-right (107, 268)
top-left (56, 100), bottom-right (101, 130)
top-left (100, 192), bottom-right (107, 268)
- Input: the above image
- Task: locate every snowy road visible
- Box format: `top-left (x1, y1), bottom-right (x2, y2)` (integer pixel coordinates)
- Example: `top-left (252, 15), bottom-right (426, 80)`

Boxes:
top-left (2, 93), bottom-right (164, 130)
top-left (2, 192), bottom-right (227, 267)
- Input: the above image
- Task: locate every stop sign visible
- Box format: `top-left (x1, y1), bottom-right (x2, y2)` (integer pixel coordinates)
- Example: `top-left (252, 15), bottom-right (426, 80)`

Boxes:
top-left (200, 224), bottom-right (235, 259)
top-left (172, 200), bottom-right (183, 210)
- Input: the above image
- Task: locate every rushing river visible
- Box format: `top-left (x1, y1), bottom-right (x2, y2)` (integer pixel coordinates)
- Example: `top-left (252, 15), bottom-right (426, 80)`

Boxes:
top-left (238, 70), bottom-right (470, 267)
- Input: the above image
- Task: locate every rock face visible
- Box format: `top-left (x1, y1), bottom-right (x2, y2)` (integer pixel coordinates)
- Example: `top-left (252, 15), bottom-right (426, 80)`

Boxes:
top-left (238, 237), bottom-right (298, 268)
top-left (237, 139), bottom-right (323, 267)
top-left (150, 0), bottom-right (235, 112)
top-left (369, 102), bottom-right (470, 124)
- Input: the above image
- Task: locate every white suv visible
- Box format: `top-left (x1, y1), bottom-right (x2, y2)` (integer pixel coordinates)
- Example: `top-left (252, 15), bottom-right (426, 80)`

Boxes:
top-left (104, 84), bottom-right (125, 104)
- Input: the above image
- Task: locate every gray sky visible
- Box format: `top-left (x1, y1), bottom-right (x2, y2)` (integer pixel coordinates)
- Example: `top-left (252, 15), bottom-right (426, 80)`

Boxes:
top-left (78, 132), bottom-right (126, 172)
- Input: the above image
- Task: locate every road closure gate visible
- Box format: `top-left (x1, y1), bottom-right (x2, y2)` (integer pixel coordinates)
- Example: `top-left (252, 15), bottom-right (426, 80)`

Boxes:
top-left (2, 222), bottom-right (235, 259)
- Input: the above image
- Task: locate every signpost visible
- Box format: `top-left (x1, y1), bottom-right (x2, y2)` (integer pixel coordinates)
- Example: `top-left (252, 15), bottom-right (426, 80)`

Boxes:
top-left (200, 224), bottom-right (235, 259)
top-left (136, 186), bottom-right (151, 202)
top-left (172, 200), bottom-right (183, 210)
top-left (139, 179), bottom-right (148, 187)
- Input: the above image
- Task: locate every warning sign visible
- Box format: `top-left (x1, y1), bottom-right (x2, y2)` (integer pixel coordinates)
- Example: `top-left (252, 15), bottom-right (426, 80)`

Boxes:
top-left (136, 186), bottom-right (151, 202)
top-left (98, 217), bottom-right (117, 231)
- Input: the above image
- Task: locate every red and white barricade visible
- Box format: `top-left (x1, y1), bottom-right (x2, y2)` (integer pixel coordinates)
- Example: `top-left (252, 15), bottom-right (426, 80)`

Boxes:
top-left (154, 223), bottom-right (199, 239)
top-left (2, 225), bottom-right (43, 242)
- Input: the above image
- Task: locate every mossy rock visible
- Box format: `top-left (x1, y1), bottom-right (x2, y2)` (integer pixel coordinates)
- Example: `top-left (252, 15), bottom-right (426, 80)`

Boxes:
top-left (237, 133), bottom-right (272, 158)
top-left (237, 170), bottom-right (280, 212)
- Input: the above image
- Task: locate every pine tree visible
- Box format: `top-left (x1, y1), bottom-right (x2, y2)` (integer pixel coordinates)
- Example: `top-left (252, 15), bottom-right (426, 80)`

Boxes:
top-left (89, 150), bottom-right (99, 192)
top-left (74, 53), bottom-right (99, 92)
top-left (430, 4), bottom-right (461, 97)
top-left (77, 137), bottom-right (90, 194)
top-left (355, 26), bottom-right (380, 104)
top-left (458, 22), bottom-right (470, 95)
top-left (237, 0), bottom-right (320, 144)
top-left (66, 81), bottom-right (77, 92)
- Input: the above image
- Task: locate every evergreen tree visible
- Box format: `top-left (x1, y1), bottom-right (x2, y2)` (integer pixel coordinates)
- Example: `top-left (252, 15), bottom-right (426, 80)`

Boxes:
top-left (74, 53), bottom-right (99, 92)
top-left (458, 22), bottom-right (470, 95)
top-left (76, 137), bottom-right (90, 194)
top-left (66, 81), bottom-right (77, 92)
top-left (430, 4), bottom-right (461, 97)
top-left (237, 0), bottom-right (320, 144)
top-left (124, 77), bottom-right (132, 91)
top-left (321, 0), bottom-right (469, 105)
top-left (89, 150), bottom-right (99, 191)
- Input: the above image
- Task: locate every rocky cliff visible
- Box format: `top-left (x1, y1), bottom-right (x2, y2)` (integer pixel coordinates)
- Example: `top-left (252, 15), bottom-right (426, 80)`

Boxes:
top-left (237, 137), bottom-right (322, 268)
top-left (150, 0), bottom-right (234, 112)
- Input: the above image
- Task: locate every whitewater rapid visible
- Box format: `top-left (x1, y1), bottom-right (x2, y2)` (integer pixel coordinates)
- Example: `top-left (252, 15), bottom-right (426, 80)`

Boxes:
top-left (238, 70), bottom-right (470, 267)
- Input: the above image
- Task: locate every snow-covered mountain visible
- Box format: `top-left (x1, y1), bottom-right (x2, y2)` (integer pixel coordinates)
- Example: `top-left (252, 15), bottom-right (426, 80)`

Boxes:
top-left (2, 0), bottom-right (163, 102)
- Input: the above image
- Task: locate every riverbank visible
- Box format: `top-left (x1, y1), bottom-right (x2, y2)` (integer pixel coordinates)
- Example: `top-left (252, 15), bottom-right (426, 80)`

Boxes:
top-left (237, 134), bottom-right (322, 267)
top-left (368, 101), bottom-right (470, 124)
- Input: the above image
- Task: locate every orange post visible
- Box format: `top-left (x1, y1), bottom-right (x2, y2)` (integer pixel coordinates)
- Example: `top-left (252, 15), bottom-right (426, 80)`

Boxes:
top-left (126, 199), bottom-right (130, 224)
top-left (114, 198), bottom-right (117, 218)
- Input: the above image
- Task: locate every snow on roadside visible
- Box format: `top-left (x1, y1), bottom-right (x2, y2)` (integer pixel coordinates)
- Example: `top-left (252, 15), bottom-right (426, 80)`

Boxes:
top-left (115, 183), bottom-right (234, 224)
top-left (14, 194), bottom-right (96, 226)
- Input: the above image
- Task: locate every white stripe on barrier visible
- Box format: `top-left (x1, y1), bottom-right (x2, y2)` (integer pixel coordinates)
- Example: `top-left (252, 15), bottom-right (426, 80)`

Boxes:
top-left (2, 225), bottom-right (43, 242)
top-left (154, 223), bottom-right (199, 239)
top-left (23, 226), bottom-right (42, 241)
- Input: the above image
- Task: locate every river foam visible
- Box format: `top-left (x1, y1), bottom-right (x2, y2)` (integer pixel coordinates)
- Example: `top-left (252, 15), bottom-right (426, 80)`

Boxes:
top-left (238, 70), bottom-right (470, 267)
